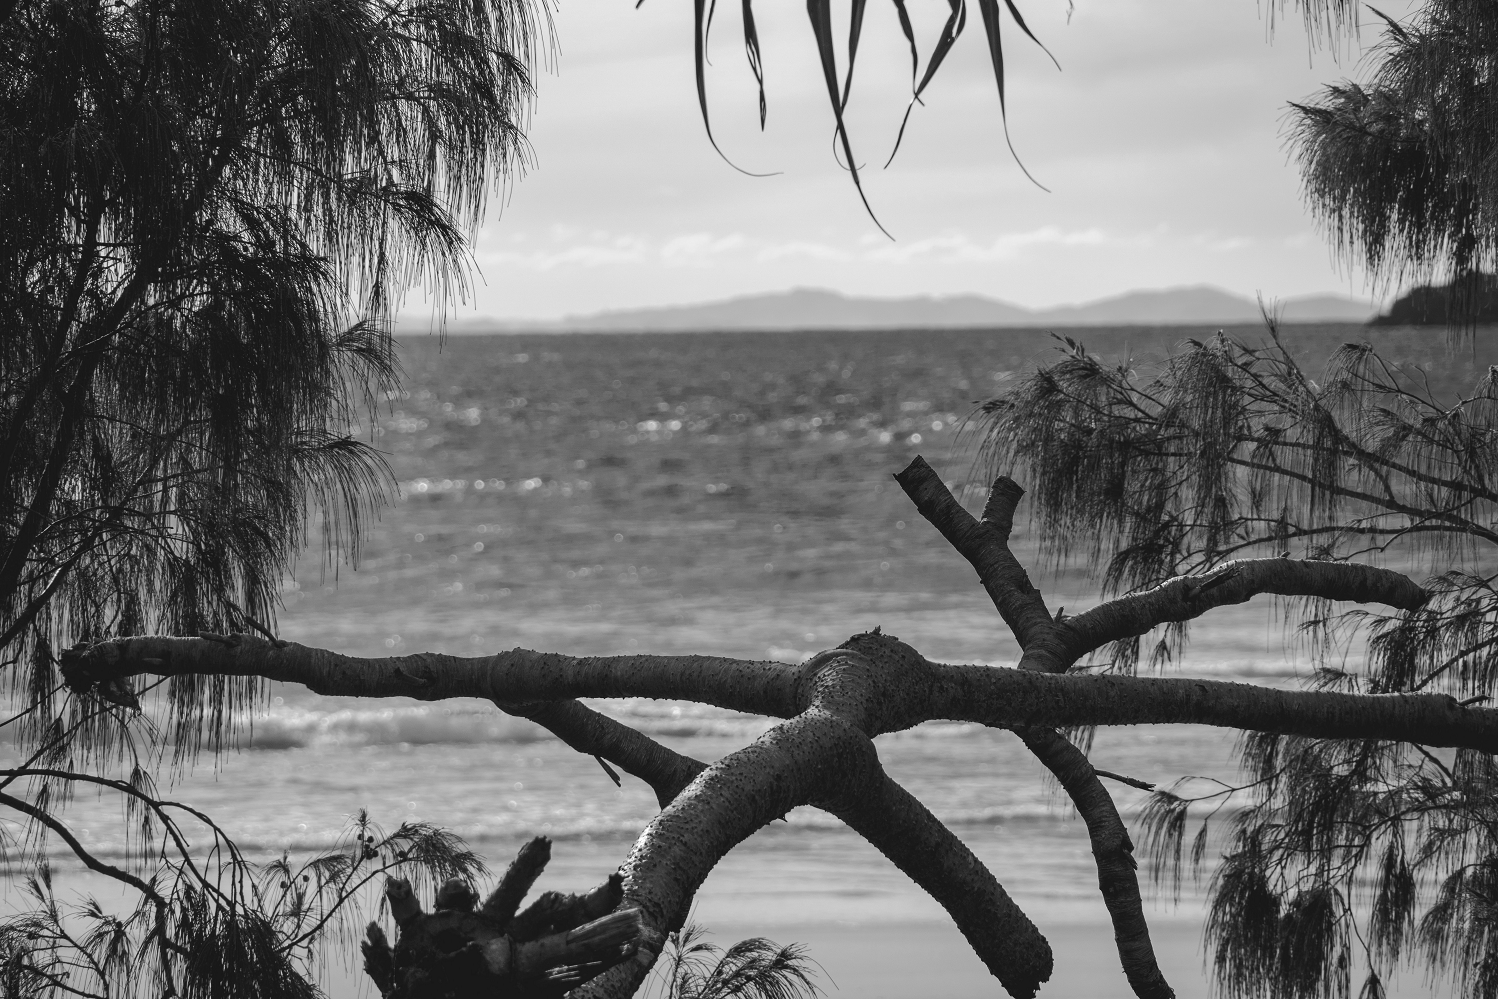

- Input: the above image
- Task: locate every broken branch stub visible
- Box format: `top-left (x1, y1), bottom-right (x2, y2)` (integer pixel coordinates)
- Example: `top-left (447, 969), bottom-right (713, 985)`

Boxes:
top-left (364, 837), bottom-right (642, 999)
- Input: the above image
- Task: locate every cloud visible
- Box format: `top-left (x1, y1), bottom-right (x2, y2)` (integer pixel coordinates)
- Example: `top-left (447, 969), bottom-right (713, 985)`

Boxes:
top-left (660, 232), bottom-right (749, 265)
top-left (475, 226), bottom-right (1189, 272)
top-left (862, 226), bottom-right (1151, 263)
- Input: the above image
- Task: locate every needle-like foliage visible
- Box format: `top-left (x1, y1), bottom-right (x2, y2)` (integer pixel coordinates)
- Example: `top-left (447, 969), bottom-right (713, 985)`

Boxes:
top-left (1, 0), bottom-right (539, 745)
top-left (650, 924), bottom-right (822, 999)
top-left (0, 0), bottom-right (538, 992)
top-left (1289, 0), bottom-right (1498, 325)
top-left (978, 323), bottom-right (1498, 998)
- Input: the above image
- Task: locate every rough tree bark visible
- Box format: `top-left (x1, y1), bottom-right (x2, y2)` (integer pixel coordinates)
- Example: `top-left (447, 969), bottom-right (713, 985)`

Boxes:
top-left (57, 457), bottom-right (1491, 999)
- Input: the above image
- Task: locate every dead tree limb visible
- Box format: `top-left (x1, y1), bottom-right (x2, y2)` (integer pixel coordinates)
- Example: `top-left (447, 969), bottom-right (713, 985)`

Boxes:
top-left (59, 640), bottom-right (1497, 753)
top-left (53, 461), bottom-right (1493, 999)
top-left (897, 457), bottom-right (1176, 998)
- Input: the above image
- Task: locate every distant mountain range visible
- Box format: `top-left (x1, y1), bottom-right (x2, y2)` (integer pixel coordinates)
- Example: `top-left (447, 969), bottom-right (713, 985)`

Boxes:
top-left (455, 286), bottom-right (1378, 333)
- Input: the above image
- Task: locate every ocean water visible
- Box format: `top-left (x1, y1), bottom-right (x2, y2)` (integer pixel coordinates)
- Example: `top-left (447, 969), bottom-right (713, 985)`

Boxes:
top-left (6, 324), bottom-right (1476, 996)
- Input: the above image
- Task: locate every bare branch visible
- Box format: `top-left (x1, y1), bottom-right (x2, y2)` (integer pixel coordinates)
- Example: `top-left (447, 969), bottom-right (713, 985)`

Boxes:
top-left (897, 463), bottom-right (1174, 997)
top-left (1020, 728), bottom-right (1174, 999)
top-left (1046, 557), bottom-right (1430, 671)
top-left (496, 699), bottom-right (705, 808)
top-left (894, 457), bottom-right (1055, 646)
top-left (61, 635), bottom-right (1498, 751)
top-left (824, 767), bottom-right (1054, 996)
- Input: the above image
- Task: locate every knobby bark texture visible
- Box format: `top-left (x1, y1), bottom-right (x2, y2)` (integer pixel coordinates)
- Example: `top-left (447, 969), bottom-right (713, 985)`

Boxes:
top-left (57, 457), bottom-right (1486, 999)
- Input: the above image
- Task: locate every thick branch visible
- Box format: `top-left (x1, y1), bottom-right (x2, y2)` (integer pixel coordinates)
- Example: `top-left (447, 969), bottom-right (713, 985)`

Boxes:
top-left (571, 709), bottom-right (880, 998)
top-left (894, 457), bottom-right (1054, 646)
top-left (61, 637), bottom-right (1498, 751)
top-left (926, 658), bottom-right (1498, 750)
top-left (824, 769), bottom-right (1053, 996)
top-left (60, 636), bottom-right (801, 717)
top-left (898, 468), bottom-right (1174, 996)
top-left (496, 699), bottom-right (705, 807)
top-left (1037, 558), bottom-right (1430, 672)
top-left (581, 703), bottom-right (1051, 999)
top-left (1019, 728), bottom-right (1173, 999)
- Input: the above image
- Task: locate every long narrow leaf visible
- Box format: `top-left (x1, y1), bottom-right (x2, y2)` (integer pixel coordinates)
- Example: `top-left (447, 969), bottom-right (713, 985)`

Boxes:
top-left (913, 0), bottom-right (966, 100)
top-left (887, 0), bottom-right (965, 167)
top-left (838, 0), bottom-right (869, 111)
top-left (742, 0), bottom-right (767, 128)
top-left (881, 0), bottom-right (922, 167)
top-left (891, 0), bottom-right (919, 91)
top-left (1003, 0), bottom-right (1061, 70)
top-left (695, 0), bottom-right (772, 174)
top-left (805, 0), bottom-right (890, 236)
top-left (976, 0), bottom-right (1049, 190)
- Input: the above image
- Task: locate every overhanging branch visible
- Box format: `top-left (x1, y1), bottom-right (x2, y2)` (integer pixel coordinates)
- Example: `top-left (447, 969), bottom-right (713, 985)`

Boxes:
top-left (59, 637), bottom-right (1498, 751)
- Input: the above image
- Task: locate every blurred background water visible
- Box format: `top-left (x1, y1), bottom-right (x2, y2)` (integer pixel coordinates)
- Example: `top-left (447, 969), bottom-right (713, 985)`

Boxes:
top-left (7, 323), bottom-right (1483, 996)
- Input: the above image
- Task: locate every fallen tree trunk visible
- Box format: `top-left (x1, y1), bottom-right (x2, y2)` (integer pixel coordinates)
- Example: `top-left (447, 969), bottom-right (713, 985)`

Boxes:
top-left (54, 458), bottom-right (1484, 999)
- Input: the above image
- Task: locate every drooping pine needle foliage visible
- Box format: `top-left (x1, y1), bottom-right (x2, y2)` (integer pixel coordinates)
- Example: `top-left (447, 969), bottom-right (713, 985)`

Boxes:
top-left (0, 0), bottom-right (538, 992)
top-left (650, 924), bottom-right (822, 999)
top-left (1289, 0), bottom-right (1498, 324)
top-left (980, 327), bottom-right (1498, 998)
top-left (0, 813), bottom-right (486, 999)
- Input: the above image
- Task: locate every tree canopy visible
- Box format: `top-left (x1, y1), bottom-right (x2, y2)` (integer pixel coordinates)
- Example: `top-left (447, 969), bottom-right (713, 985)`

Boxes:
top-left (1290, 0), bottom-right (1498, 321)
top-left (979, 323), bottom-right (1498, 998)
top-left (1, 0), bottom-right (542, 992)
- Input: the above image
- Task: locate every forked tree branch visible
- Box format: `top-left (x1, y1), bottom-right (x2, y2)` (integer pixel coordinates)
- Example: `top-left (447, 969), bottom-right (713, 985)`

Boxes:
top-left (570, 681), bottom-right (1053, 999)
top-left (50, 464), bottom-right (1490, 999)
top-left (892, 456), bottom-right (1432, 674)
top-left (1017, 728), bottom-right (1173, 999)
top-left (890, 457), bottom-right (1443, 999)
top-left (894, 460), bottom-right (1054, 645)
top-left (896, 457), bottom-right (1174, 997)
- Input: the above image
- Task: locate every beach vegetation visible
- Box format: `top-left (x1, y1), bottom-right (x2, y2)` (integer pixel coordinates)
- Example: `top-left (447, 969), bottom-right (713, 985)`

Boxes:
top-left (0, 0), bottom-right (538, 992)
top-left (1290, 0), bottom-right (1498, 327)
top-left (978, 319), bottom-right (1498, 999)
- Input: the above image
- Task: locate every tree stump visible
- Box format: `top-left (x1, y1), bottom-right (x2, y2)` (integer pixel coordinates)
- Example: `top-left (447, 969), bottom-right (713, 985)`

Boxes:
top-left (362, 837), bottom-right (643, 998)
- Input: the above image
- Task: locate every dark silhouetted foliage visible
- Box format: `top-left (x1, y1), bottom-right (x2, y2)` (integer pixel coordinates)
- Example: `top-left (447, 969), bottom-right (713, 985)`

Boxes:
top-left (1290, 0), bottom-right (1498, 326)
top-left (980, 322), bottom-right (1498, 998)
top-left (1369, 274), bottom-right (1498, 325)
top-left (0, 0), bottom-right (539, 992)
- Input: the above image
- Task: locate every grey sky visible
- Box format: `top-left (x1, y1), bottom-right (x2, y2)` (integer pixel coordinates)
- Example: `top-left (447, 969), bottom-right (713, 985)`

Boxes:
top-left (429, 0), bottom-right (1412, 321)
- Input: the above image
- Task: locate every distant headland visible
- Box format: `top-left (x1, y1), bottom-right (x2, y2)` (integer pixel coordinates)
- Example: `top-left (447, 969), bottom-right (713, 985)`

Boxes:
top-left (440, 285), bottom-right (1380, 334)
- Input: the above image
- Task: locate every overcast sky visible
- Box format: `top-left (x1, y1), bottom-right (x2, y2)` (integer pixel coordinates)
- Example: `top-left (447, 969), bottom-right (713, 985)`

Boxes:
top-left (418, 0), bottom-right (1412, 321)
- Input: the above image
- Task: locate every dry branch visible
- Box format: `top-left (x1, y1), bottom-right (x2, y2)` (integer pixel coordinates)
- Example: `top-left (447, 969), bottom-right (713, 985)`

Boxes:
top-left (51, 463), bottom-right (1494, 999)
top-left (59, 638), bottom-right (1498, 752)
top-left (896, 457), bottom-right (1175, 997)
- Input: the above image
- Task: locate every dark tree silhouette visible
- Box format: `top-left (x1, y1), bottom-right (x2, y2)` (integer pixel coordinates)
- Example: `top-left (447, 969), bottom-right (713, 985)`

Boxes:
top-left (978, 321), bottom-right (1498, 998)
top-left (1369, 274), bottom-right (1498, 325)
top-left (1289, 0), bottom-right (1498, 325)
top-left (1, 0), bottom-right (541, 992)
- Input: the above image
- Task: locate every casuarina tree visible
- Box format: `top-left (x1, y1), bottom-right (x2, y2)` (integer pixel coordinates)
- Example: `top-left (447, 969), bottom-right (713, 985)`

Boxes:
top-left (1289, 0), bottom-right (1498, 325)
top-left (978, 320), bottom-right (1498, 998)
top-left (1, 0), bottom-right (540, 991)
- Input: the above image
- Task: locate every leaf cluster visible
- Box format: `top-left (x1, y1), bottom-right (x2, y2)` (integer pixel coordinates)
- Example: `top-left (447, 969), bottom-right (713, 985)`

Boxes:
top-left (1288, 0), bottom-right (1498, 324)
top-left (0, 810), bottom-right (486, 998)
top-left (982, 328), bottom-right (1498, 997)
